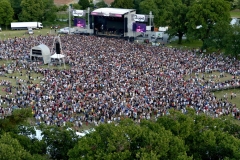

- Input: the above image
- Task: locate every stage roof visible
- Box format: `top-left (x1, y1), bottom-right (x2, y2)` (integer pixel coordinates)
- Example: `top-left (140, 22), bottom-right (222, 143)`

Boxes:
top-left (91, 8), bottom-right (135, 16)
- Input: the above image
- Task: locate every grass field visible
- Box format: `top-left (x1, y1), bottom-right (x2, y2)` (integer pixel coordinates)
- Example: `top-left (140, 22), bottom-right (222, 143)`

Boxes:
top-left (167, 39), bottom-right (203, 49)
top-left (230, 10), bottom-right (240, 18)
top-left (213, 88), bottom-right (240, 107)
top-left (0, 28), bottom-right (55, 39)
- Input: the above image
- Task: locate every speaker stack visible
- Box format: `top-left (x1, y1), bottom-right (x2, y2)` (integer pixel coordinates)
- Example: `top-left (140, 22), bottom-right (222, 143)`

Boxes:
top-left (56, 42), bottom-right (60, 54)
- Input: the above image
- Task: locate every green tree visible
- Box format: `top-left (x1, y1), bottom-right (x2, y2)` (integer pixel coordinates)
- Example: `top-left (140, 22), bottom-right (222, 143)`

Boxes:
top-left (0, 0), bottom-right (14, 28)
top-left (134, 0), bottom-right (145, 13)
top-left (95, 0), bottom-right (108, 8)
top-left (9, 0), bottom-right (22, 20)
top-left (40, 125), bottom-right (79, 160)
top-left (72, 3), bottom-right (82, 10)
top-left (139, 0), bottom-right (173, 27)
top-left (19, 0), bottom-right (44, 21)
top-left (68, 119), bottom-right (190, 160)
top-left (166, 0), bottom-right (195, 44)
top-left (111, 0), bottom-right (134, 9)
top-left (78, 0), bottom-right (90, 10)
top-left (0, 133), bottom-right (33, 160)
top-left (0, 108), bottom-right (32, 133)
top-left (223, 24), bottom-right (240, 58)
top-left (187, 0), bottom-right (231, 49)
top-left (42, 0), bottom-right (58, 22)
top-left (57, 4), bottom-right (68, 12)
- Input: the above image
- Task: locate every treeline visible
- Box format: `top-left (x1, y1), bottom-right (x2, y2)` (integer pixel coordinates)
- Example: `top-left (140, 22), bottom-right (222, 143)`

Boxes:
top-left (1, 108), bottom-right (240, 159)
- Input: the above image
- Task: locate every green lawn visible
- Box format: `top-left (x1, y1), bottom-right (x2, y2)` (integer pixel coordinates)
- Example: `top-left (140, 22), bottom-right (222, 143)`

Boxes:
top-left (230, 10), bottom-right (240, 18)
top-left (184, 71), bottom-right (234, 83)
top-left (0, 28), bottom-right (54, 39)
top-left (213, 88), bottom-right (240, 108)
top-left (167, 39), bottom-right (203, 49)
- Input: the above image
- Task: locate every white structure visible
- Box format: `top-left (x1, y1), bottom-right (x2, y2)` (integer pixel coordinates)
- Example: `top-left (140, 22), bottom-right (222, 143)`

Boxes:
top-left (91, 8), bottom-right (136, 37)
top-left (11, 22), bottom-right (43, 30)
top-left (30, 44), bottom-right (51, 64)
top-left (50, 36), bottom-right (66, 68)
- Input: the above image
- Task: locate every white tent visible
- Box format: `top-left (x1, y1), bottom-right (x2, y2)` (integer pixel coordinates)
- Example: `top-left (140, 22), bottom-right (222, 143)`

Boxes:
top-left (51, 54), bottom-right (65, 59)
top-left (30, 44), bottom-right (51, 64)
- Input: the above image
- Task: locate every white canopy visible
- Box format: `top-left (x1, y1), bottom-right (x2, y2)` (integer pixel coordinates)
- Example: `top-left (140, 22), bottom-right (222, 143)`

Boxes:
top-left (91, 8), bottom-right (135, 16)
top-left (30, 44), bottom-right (51, 64)
top-left (51, 54), bottom-right (65, 59)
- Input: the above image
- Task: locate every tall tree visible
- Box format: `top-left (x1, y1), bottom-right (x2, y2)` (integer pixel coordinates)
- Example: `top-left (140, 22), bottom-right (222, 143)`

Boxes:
top-left (41, 0), bottom-right (58, 22)
top-left (78, 0), bottom-right (90, 10)
top-left (95, 0), bottom-right (108, 8)
top-left (68, 119), bottom-right (190, 160)
top-left (139, 0), bottom-right (173, 27)
top-left (111, 0), bottom-right (134, 9)
top-left (187, 0), bottom-right (231, 49)
top-left (0, 133), bottom-right (33, 160)
top-left (0, 0), bottom-right (14, 28)
top-left (18, 0), bottom-right (44, 22)
top-left (167, 0), bottom-right (195, 44)
top-left (9, 0), bottom-right (22, 20)
top-left (40, 125), bottom-right (79, 160)
top-left (223, 24), bottom-right (240, 58)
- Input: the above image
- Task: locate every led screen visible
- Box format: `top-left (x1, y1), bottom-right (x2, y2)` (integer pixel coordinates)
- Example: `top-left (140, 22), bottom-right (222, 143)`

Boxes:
top-left (74, 18), bottom-right (86, 28)
top-left (132, 23), bottom-right (146, 32)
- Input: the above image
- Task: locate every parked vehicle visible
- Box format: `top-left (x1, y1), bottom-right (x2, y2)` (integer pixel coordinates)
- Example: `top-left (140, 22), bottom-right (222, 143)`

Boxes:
top-left (26, 27), bottom-right (34, 35)
top-left (11, 22), bottom-right (43, 30)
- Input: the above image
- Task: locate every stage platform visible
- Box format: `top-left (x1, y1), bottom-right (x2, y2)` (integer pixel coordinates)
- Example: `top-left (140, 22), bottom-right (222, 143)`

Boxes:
top-left (96, 33), bottom-right (124, 39)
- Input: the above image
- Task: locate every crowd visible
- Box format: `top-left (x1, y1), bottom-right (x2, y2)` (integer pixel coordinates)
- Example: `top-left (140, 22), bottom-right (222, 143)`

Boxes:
top-left (0, 34), bottom-right (239, 128)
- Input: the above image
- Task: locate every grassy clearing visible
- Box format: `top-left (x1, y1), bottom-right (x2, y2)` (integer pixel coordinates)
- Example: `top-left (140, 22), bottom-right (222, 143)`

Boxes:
top-left (230, 10), bottom-right (240, 18)
top-left (213, 88), bottom-right (240, 108)
top-left (167, 39), bottom-right (203, 49)
top-left (184, 71), bottom-right (234, 83)
top-left (0, 29), bottom-right (54, 39)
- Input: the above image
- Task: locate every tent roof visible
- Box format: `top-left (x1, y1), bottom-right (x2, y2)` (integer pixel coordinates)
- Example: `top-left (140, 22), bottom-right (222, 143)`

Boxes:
top-left (91, 8), bottom-right (135, 15)
top-left (51, 54), bottom-right (65, 59)
top-left (32, 44), bottom-right (50, 55)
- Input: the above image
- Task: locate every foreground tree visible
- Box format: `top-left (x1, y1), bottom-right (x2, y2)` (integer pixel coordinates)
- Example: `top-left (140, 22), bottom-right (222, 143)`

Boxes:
top-left (0, 133), bottom-right (33, 160)
top-left (40, 125), bottom-right (79, 160)
top-left (68, 119), bottom-right (190, 159)
top-left (187, 0), bottom-right (231, 49)
top-left (0, 0), bottom-right (14, 28)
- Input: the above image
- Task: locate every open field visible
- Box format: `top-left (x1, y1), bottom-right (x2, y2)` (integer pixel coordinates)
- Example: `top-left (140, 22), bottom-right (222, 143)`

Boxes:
top-left (167, 39), bottom-right (203, 49)
top-left (230, 10), bottom-right (240, 18)
top-left (0, 29), bottom-right (55, 39)
top-left (213, 88), bottom-right (240, 108)
top-left (184, 71), bottom-right (235, 83)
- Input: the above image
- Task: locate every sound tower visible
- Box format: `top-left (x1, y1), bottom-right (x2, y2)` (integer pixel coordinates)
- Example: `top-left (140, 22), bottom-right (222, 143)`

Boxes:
top-left (151, 26), bottom-right (154, 31)
top-left (124, 18), bottom-right (128, 32)
top-left (90, 16), bottom-right (93, 29)
top-left (56, 42), bottom-right (60, 54)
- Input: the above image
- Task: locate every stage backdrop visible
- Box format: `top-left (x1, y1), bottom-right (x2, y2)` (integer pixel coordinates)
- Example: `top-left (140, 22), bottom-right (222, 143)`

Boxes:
top-left (132, 23), bottom-right (146, 32)
top-left (74, 18), bottom-right (86, 28)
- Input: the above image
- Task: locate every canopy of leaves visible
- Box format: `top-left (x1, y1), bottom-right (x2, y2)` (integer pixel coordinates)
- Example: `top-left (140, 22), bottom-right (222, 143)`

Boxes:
top-left (69, 110), bottom-right (240, 160)
top-left (0, 133), bottom-right (33, 160)
top-left (95, 0), bottom-right (108, 8)
top-left (78, 0), bottom-right (91, 10)
top-left (111, 0), bottom-right (134, 9)
top-left (187, 0), bottom-right (231, 49)
top-left (19, 0), bottom-right (44, 21)
top-left (0, 0), bottom-right (14, 26)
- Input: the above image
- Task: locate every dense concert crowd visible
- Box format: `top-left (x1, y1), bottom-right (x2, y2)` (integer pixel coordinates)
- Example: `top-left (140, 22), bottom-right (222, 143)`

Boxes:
top-left (0, 34), bottom-right (239, 128)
